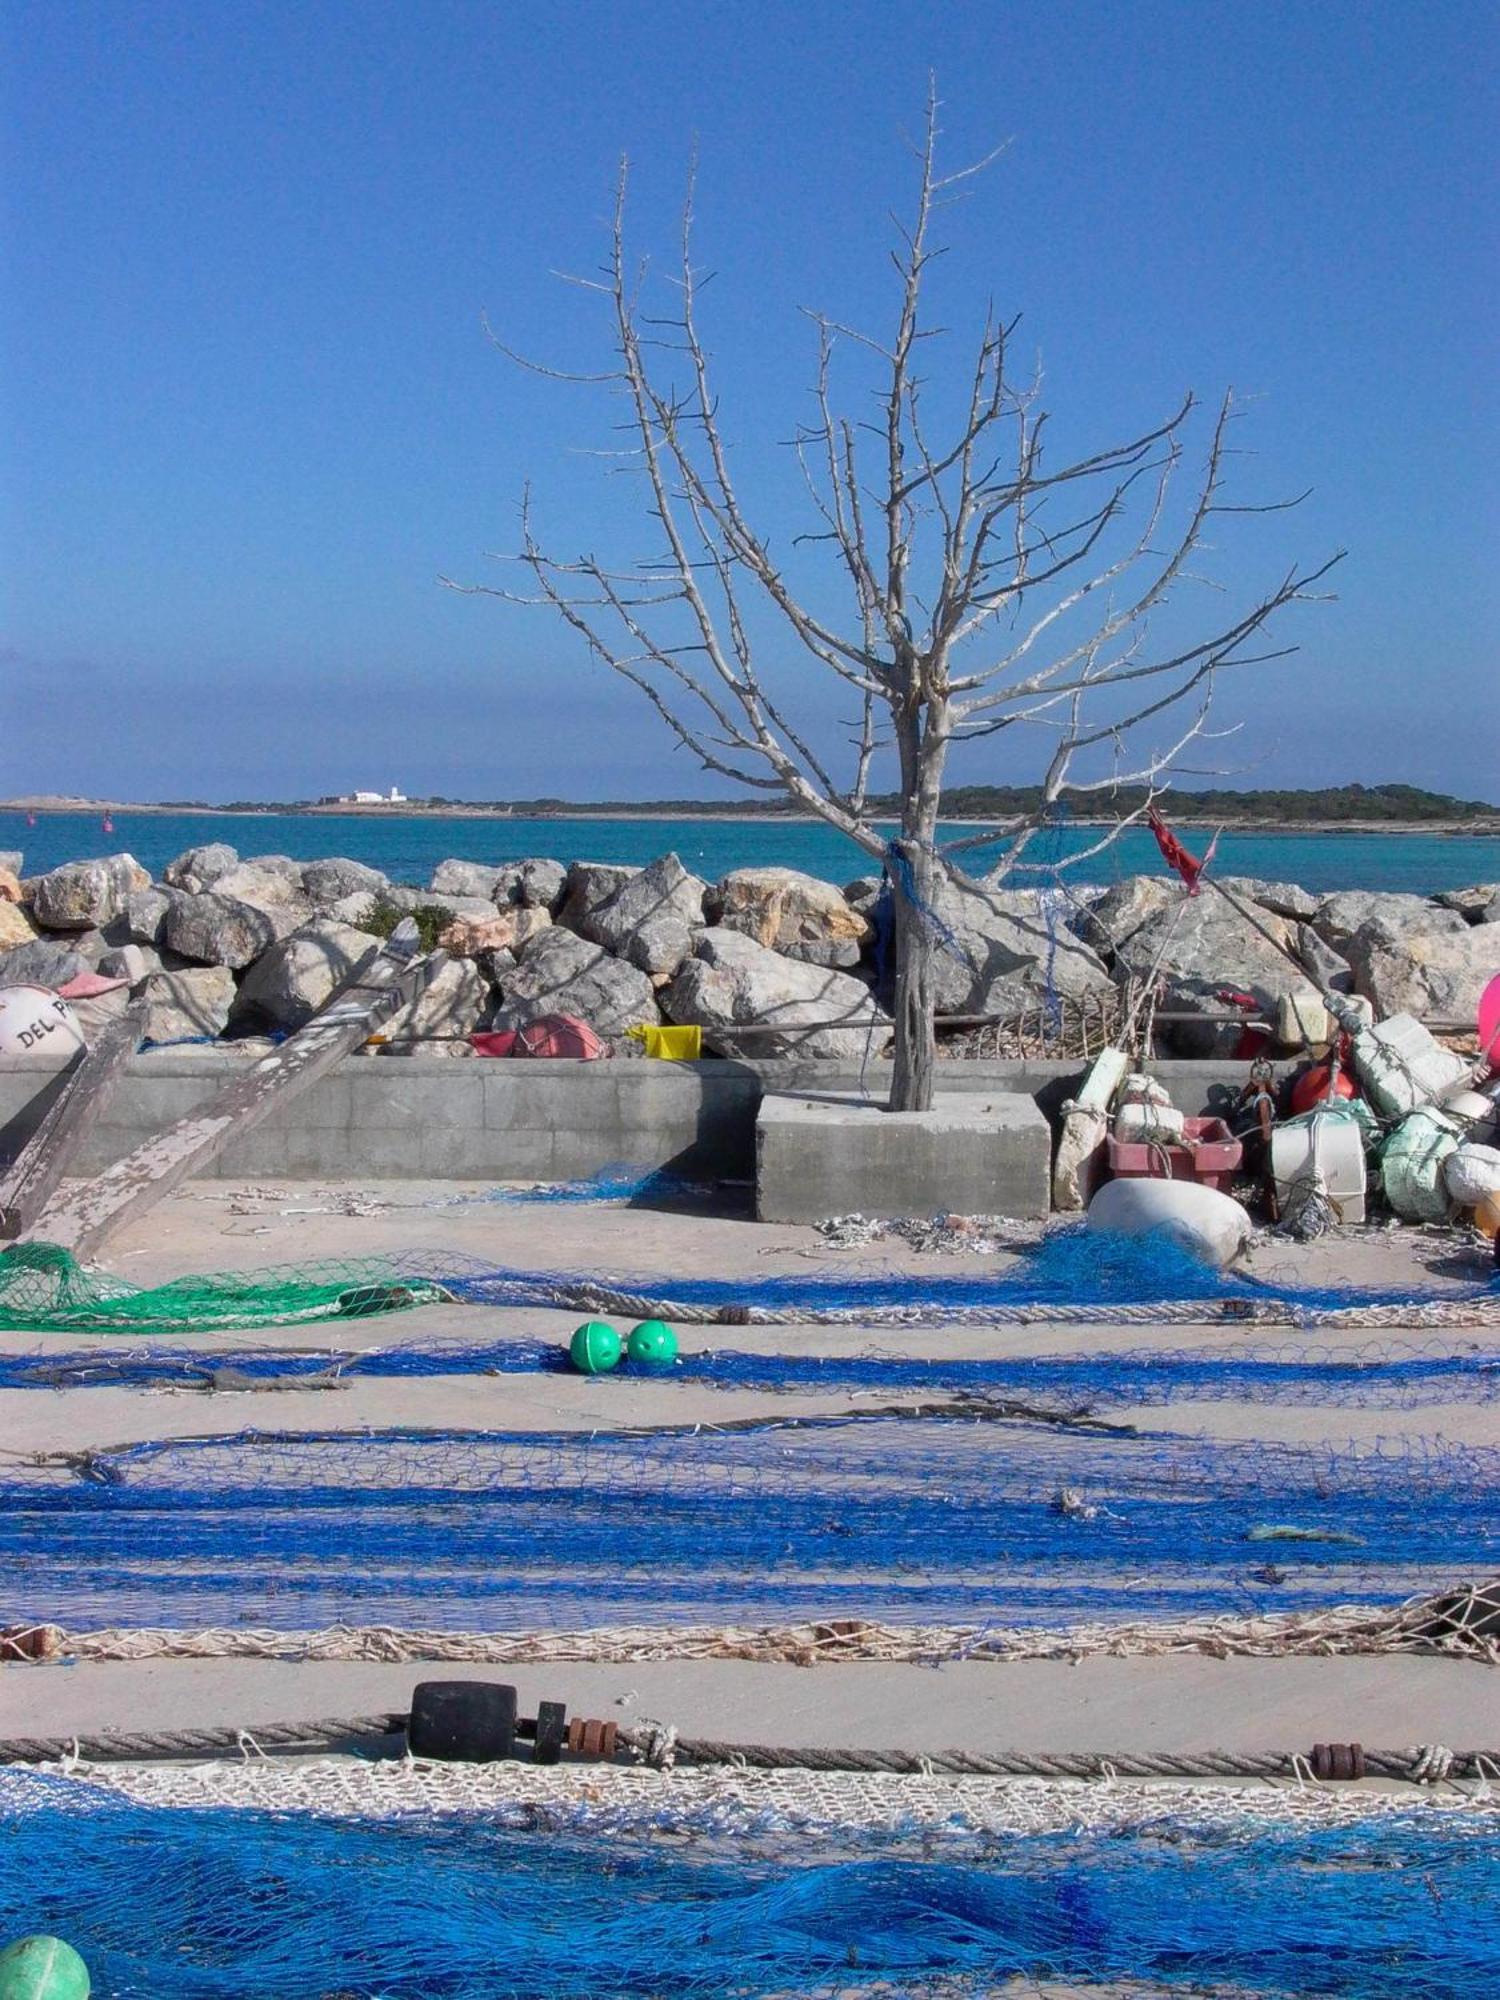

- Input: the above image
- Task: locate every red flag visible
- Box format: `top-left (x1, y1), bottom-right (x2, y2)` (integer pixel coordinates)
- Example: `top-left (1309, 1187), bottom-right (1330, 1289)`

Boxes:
top-left (1146, 807), bottom-right (1204, 895)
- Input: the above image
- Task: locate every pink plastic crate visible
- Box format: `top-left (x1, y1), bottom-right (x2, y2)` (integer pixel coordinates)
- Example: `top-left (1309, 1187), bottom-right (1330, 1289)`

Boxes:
top-left (1106, 1115), bottom-right (1243, 1192)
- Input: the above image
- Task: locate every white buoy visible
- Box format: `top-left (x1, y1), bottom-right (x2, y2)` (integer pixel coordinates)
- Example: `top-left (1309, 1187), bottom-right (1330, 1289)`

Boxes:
top-left (0, 986), bottom-right (86, 1059)
top-left (1086, 1175), bottom-right (1252, 1268)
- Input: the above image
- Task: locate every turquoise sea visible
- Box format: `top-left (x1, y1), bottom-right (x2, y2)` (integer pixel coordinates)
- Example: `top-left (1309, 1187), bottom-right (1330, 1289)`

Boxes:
top-left (3, 809), bottom-right (1499, 897)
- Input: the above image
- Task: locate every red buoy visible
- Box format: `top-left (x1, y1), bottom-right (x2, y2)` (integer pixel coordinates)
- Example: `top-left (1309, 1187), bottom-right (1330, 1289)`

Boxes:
top-left (1289, 1063), bottom-right (1356, 1117)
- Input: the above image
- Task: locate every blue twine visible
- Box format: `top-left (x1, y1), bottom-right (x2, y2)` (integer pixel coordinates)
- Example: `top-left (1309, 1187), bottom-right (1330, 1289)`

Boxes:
top-left (0, 1768), bottom-right (1493, 1998)
top-left (5, 1419), bottom-right (1491, 1631)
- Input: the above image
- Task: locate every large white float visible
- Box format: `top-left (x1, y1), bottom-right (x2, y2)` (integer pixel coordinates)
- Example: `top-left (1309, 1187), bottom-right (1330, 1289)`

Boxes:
top-left (0, 985), bottom-right (86, 1059)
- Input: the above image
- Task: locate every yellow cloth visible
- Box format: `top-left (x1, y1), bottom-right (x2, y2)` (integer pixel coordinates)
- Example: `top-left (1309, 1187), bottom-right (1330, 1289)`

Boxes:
top-left (627, 1023), bottom-right (703, 1060)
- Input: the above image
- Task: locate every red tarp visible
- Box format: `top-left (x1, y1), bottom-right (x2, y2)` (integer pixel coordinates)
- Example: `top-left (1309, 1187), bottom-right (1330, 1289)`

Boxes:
top-left (470, 1014), bottom-right (609, 1061)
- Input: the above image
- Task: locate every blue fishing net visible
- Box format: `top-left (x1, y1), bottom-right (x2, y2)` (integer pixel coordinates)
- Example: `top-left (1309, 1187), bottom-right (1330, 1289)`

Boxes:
top-left (0, 1768), bottom-right (1493, 1997)
top-left (6, 1417), bottom-right (1492, 1631)
top-left (2, 1228), bottom-right (1493, 1338)
top-left (5, 1332), bottom-right (1494, 1406)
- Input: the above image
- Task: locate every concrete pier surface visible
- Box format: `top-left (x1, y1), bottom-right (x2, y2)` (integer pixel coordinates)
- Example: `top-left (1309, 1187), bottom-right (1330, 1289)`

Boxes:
top-left (2, 1179), bottom-right (1495, 1774)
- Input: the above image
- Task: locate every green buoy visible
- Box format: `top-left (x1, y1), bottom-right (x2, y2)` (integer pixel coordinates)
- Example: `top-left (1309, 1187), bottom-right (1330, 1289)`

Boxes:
top-left (0, 1937), bottom-right (91, 2000)
top-left (568, 1320), bottom-right (622, 1374)
top-left (627, 1319), bottom-right (679, 1366)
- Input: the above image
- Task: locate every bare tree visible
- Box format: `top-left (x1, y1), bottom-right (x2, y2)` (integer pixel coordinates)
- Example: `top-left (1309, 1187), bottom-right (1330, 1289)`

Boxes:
top-left (452, 92), bottom-right (1340, 1112)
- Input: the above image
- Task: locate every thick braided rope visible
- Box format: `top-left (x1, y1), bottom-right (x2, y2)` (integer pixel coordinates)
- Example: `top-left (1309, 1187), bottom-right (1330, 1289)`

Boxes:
top-left (519, 1278), bottom-right (1500, 1330)
top-left (0, 1722), bottom-right (1490, 1784)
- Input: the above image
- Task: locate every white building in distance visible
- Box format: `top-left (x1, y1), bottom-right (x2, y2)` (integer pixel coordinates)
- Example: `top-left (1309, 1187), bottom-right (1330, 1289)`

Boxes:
top-left (340, 786), bottom-right (407, 804)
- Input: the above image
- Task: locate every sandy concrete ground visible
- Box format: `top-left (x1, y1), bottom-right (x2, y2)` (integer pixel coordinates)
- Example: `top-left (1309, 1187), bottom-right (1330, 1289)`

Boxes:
top-left (7, 1653), bottom-right (1496, 1753)
top-left (3, 1181), bottom-right (1496, 1766)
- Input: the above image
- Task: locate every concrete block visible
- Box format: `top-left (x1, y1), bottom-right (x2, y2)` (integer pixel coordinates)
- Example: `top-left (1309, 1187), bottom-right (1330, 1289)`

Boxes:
top-left (756, 1089), bottom-right (1051, 1223)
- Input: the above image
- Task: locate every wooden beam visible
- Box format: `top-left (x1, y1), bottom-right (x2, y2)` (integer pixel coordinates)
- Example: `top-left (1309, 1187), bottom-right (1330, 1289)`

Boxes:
top-left (0, 996), bottom-right (149, 1240)
top-left (33, 921), bottom-right (437, 1259)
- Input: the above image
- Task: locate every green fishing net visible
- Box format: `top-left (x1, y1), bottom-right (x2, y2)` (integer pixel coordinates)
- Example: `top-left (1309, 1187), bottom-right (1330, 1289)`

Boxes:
top-left (0, 1241), bottom-right (448, 1336)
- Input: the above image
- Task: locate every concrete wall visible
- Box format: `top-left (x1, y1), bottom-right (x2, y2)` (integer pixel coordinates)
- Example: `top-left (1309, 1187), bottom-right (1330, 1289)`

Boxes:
top-left (0, 1051), bottom-right (1287, 1185)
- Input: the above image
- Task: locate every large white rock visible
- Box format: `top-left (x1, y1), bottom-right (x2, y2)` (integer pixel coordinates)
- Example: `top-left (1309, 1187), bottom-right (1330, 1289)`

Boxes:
top-left (210, 858), bottom-right (314, 934)
top-left (231, 920), bottom-right (377, 1031)
top-left (140, 967), bottom-right (236, 1043)
top-left (1072, 876), bottom-right (1178, 953)
top-left (0, 902), bottom-right (37, 954)
top-left (580, 853), bottom-right (707, 976)
top-left (493, 926), bottom-right (659, 1043)
top-left (556, 861), bottom-right (639, 936)
top-left (1435, 883), bottom-right (1500, 925)
top-left (430, 858), bottom-right (502, 899)
top-left (302, 857), bottom-right (389, 907)
top-left (493, 858), bottom-right (568, 910)
top-left (1114, 896), bottom-right (1319, 1054)
top-left (163, 842), bottom-right (238, 893)
top-left (666, 928), bottom-right (887, 1059)
top-left (1214, 876), bottom-right (1320, 920)
top-left (377, 956), bottom-right (495, 1053)
top-left (29, 854), bottom-right (149, 931)
top-left (162, 893), bottom-right (279, 969)
top-left (116, 885), bottom-right (184, 947)
top-left (712, 866), bottom-right (872, 969)
top-left (438, 907), bottom-right (552, 959)
top-left (1311, 891), bottom-right (1464, 956)
top-left (927, 878), bottom-right (1114, 1018)
top-left (1343, 919), bottom-right (1500, 1021)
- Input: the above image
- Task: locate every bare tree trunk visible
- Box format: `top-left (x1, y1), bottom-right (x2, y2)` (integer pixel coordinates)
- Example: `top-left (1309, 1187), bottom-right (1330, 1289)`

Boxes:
top-left (889, 836), bottom-right (938, 1113)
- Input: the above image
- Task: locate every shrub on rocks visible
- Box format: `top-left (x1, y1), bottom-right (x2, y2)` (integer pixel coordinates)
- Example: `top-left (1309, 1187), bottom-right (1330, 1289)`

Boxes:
top-left (665, 928), bottom-right (888, 1060)
top-left (712, 866), bottom-right (871, 969)
top-left (162, 842), bottom-right (238, 893)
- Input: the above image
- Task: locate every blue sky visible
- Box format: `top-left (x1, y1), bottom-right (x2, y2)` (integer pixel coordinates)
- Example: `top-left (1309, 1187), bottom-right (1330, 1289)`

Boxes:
top-left (2, 0), bottom-right (1494, 804)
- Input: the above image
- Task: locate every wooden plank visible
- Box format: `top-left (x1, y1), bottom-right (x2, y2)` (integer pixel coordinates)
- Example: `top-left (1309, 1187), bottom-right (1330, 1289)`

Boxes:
top-left (33, 921), bottom-right (436, 1259)
top-left (0, 997), bottom-right (149, 1239)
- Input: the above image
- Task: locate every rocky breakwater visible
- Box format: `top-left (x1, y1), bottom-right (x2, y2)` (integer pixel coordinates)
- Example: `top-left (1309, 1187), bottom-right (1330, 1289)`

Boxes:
top-left (0, 842), bottom-right (1495, 1060)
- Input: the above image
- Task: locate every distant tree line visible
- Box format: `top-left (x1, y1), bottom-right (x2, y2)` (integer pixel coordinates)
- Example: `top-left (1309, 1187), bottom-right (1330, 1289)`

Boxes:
top-left (140, 783), bottom-right (1495, 823)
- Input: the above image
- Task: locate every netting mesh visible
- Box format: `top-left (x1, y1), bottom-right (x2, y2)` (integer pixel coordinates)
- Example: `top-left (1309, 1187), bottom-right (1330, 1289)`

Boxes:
top-left (5, 1330), bottom-right (1495, 1407)
top-left (2, 1229), bottom-right (1497, 1339)
top-left (0, 1766), bottom-right (1494, 1997)
top-left (0, 1241), bottom-right (445, 1335)
top-left (7, 1417), bottom-right (1493, 1630)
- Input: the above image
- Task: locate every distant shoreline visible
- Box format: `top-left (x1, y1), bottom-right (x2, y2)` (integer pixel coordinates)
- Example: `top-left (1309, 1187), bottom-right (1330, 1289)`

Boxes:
top-left (4, 797), bottom-right (1500, 839)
